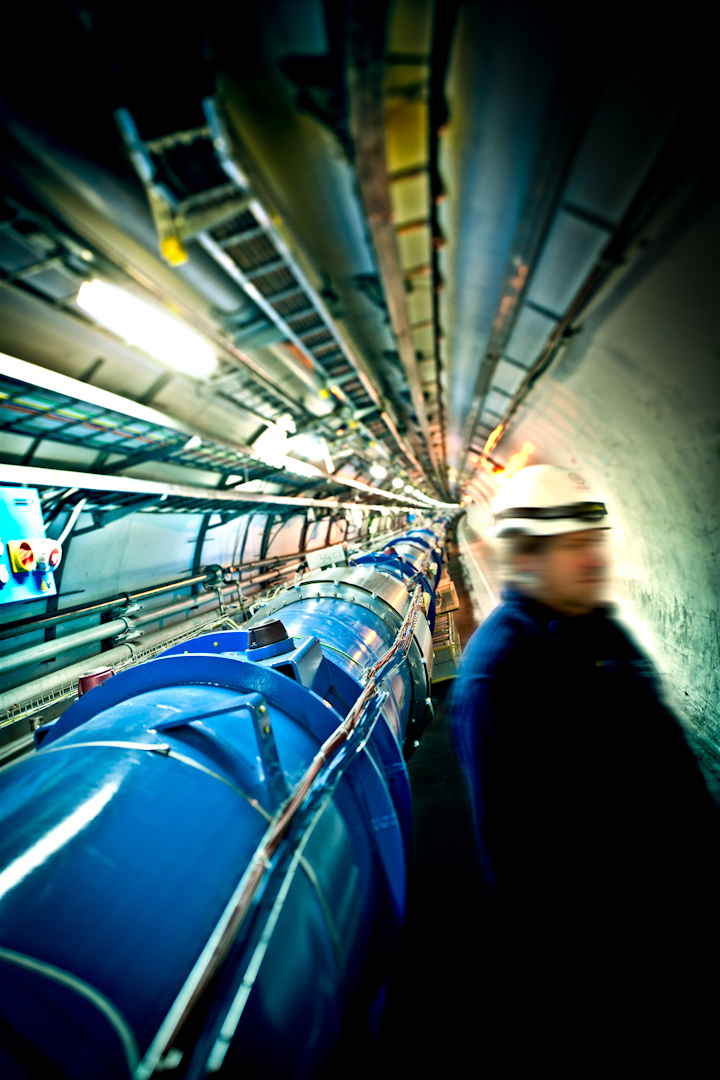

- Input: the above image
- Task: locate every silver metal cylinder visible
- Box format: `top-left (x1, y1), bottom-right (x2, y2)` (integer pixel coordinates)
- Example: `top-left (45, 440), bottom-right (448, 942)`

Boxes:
top-left (0, 618), bottom-right (130, 677)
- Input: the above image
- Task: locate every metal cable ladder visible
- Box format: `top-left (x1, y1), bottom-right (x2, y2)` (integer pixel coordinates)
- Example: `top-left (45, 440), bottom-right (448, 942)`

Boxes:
top-left (115, 100), bottom-right (403, 460)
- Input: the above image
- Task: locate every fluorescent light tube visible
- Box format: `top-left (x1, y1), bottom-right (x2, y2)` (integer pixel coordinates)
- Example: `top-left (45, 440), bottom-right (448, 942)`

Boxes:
top-left (77, 280), bottom-right (217, 378)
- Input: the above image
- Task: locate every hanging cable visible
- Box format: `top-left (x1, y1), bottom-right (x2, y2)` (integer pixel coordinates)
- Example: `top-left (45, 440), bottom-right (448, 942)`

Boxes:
top-left (56, 497), bottom-right (87, 546)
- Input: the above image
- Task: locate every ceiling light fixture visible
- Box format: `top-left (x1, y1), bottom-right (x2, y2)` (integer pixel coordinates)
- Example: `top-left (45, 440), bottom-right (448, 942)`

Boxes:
top-left (76, 280), bottom-right (217, 378)
top-left (252, 424), bottom-right (288, 465)
top-left (288, 433), bottom-right (322, 460)
top-left (370, 464), bottom-right (388, 480)
top-left (283, 459), bottom-right (322, 478)
top-left (276, 414), bottom-right (297, 434)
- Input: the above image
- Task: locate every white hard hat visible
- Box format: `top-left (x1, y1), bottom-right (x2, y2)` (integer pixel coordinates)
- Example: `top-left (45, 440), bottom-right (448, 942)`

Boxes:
top-left (492, 465), bottom-right (609, 537)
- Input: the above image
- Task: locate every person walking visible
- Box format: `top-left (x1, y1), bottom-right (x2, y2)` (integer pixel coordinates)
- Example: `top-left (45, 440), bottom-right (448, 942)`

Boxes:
top-left (450, 464), bottom-right (720, 1069)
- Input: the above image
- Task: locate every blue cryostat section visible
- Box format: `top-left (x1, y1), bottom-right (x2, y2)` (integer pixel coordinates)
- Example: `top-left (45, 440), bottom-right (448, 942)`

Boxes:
top-left (350, 526), bottom-right (443, 630)
top-left (0, 521), bottom-right (451, 1078)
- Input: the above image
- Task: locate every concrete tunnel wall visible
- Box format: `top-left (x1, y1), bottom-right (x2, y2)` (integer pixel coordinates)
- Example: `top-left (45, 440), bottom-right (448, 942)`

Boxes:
top-left (466, 186), bottom-right (720, 775)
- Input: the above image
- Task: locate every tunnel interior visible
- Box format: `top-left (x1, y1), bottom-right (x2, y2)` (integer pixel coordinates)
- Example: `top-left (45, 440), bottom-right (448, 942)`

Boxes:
top-left (0, 1), bottom-right (718, 1075)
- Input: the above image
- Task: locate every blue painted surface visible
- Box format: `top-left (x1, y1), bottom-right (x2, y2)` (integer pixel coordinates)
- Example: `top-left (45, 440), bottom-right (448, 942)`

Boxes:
top-left (0, 486), bottom-right (57, 606)
top-left (0, 522), bottom-right (451, 1077)
top-left (0, 656), bottom-right (404, 1076)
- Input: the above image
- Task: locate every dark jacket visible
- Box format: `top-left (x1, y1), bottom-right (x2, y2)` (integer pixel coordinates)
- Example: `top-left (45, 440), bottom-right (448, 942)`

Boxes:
top-left (450, 588), bottom-right (719, 1057)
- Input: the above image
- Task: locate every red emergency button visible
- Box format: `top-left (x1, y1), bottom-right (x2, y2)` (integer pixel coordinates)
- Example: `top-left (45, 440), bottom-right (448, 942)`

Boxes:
top-left (48, 546), bottom-right (61, 568)
top-left (17, 542), bottom-right (33, 567)
top-left (8, 540), bottom-right (36, 573)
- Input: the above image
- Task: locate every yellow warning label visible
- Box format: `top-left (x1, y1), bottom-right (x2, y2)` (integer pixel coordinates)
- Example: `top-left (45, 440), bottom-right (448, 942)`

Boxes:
top-left (40, 580), bottom-right (49, 591)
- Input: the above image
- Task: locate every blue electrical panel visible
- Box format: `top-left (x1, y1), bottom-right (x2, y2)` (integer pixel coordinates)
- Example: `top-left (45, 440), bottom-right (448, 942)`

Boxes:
top-left (0, 486), bottom-right (58, 605)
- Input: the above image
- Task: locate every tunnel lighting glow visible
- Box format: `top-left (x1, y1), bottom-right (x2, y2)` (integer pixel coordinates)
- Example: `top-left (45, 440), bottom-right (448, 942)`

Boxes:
top-left (283, 458), bottom-right (322, 478)
top-left (77, 280), bottom-right (217, 377)
top-left (268, 431), bottom-right (336, 474)
top-left (404, 484), bottom-right (414, 494)
top-left (288, 433), bottom-right (323, 460)
top-left (391, 477), bottom-right (405, 489)
top-left (370, 464), bottom-right (388, 480)
top-left (494, 442), bottom-right (535, 484)
top-left (479, 422), bottom-right (504, 470)
top-left (253, 424), bottom-right (288, 465)
top-left (251, 427), bottom-right (325, 478)
top-left (232, 479), bottom-right (265, 493)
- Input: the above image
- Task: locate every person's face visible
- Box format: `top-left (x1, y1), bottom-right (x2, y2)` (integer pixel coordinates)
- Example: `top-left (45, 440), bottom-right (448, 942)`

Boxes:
top-left (522, 529), bottom-right (609, 615)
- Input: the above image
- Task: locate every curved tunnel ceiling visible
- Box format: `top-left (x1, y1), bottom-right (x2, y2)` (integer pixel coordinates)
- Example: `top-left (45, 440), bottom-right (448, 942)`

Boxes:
top-left (0, 2), bottom-right (718, 742)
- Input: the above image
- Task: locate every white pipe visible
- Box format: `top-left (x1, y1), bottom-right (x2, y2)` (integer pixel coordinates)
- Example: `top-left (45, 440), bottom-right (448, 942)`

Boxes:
top-left (0, 609), bottom-right (238, 721)
top-left (0, 465), bottom-right (429, 512)
top-left (0, 619), bottom-right (130, 677)
top-left (57, 498), bottom-right (88, 546)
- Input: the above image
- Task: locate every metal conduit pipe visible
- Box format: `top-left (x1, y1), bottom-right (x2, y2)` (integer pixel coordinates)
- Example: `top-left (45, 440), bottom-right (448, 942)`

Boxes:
top-left (236, 561), bottom-right (301, 581)
top-left (133, 596), bottom-right (224, 627)
top-left (0, 571), bottom-right (216, 642)
top-left (0, 608), bottom-right (241, 721)
top-left (0, 618), bottom-right (131, 678)
top-left (239, 562), bottom-right (303, 588)
top-left (0, 525), bottom-right (418, 716)
top-left (0, 526), bottom-right (410, 644)
top-left (37, 570), bottom-right (280, 643)
top-left (133, 582), bottom-right (246, 626)
top-left (130, 574), bottom-right (220, 602)
top-left (225, 551), bottom-right (313, 575)
top-left (0, 530), bottom-right (383, 644)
